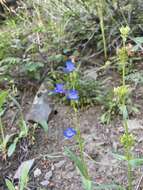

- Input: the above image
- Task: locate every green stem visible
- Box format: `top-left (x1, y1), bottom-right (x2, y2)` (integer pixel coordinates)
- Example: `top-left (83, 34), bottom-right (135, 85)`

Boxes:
top-left (124, 120), bottom-right (132, 190)
top-left (98, 0), bottom-right (107, 60)
top-left (122, 40), bottom-right (126, 87)
top-left (127, 160), bottom-right (132, 190)
top-left (100, 16), bottom-right (107, 60)
top-left (73, 102), bottom-right (89, 179)
top-left (121, 37), bottom-right (132, 190)
top-left (122, 64), bottom-right (125, 87)
top-left (0, 118), bottom-right (5, 144)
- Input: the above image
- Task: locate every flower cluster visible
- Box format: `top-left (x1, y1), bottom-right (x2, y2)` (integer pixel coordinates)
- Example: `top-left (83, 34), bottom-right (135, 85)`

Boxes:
top-left (53, 59), bottom-right (79, 101)
top-left (52, 59), bottom-right (79, 139)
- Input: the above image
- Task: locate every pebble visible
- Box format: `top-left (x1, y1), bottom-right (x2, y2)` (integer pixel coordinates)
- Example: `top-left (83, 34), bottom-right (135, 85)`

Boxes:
top-left (40, 180), bottom-right (50, 187)
top-left (34, 168), bottom-right (42, 178)
top-left (44, 170), bottom-right (53, 180)
top-left (54, 160), bottom-right (66, 168)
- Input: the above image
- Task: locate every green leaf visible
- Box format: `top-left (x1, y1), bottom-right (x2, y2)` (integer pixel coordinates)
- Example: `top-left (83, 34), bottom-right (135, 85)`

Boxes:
top-left (82, 175), bottom-right (92, 190)
top-left (131, 106), bottom-right (139, 114)
top-left (64, 147), bottom-right (88, 178)
top-left (39, 121), bottom-right (48, 132)
top-left (119, 105), bottom-right (128, 120)
top-left (132, 37), bottom-right (143, 44)
top-left (5, 179), bottom-right (15, 190)
top-left (19, 119), bottom-right (28, 138)
top-left (19, 163), bottom-right (30, 190)
top-left (112, 153), bottom-right (127, 161)
top-left (48, 54), bottom-right (64, 63)
top-left (0, 91), bottom-right (8, 108)
top-left (3, 134), bottom-right (15, 148)
top-left (129, 158), bottom-right (143, 167)
top-left (24, 62), bottom-right (44, 72)
top-left (8, 142), bottom-right (17, 157)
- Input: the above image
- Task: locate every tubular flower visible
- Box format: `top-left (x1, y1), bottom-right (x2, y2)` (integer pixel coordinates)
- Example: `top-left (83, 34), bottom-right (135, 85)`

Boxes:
top-left (54, 84), bottom-right (65, 94)
top-left (64, 60), bottom-right (75, 73)
top-left (66, 89), bottom-right (79, 101)
top-left (64, 127), bottom-right (77, 139)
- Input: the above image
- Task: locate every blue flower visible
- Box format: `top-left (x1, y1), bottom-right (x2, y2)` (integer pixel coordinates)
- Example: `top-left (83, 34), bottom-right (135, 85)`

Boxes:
top-left (67, 89), bottom-right (79, 100)
top-left (64, 127), bottom-right (77, 139)
top-left (54, 84), bottom-right (65, 94)
top-left (64, 60), bottom-right (75, 73)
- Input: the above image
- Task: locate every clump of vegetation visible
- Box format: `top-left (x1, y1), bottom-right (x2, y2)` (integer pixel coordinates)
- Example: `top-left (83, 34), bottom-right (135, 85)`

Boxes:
top-left (1, 0), bottom-right (143, 190)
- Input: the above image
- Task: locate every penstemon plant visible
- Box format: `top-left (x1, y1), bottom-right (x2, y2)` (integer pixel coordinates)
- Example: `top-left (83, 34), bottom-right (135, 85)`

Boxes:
top-left (52, 59), bottom-right (92, 190)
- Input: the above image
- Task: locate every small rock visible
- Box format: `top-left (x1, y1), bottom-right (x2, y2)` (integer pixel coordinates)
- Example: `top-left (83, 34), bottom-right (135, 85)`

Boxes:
top-left (14, 159), bottom-right (35, 179)
top-left (84, 68), bottom-right (98, 80)
top-left (34, 168), bottom-right (42, 178)
top-left (128, 119), bottom-right (143, 132)
top-left (54, 160), bottom-right (66, 168)
top-left (51, 164), bottom-right (55, 171)
top-left (26, 83), bottom-right (53, 125)
top-left (44, 170), bottom-right (53, 180)
top-left (40, 180), bottom-right (50, 187)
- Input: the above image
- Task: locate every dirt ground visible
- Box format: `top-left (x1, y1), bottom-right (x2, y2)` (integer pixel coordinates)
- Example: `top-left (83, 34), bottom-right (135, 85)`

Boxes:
top-left (1, 69), bottom-right (143, 190)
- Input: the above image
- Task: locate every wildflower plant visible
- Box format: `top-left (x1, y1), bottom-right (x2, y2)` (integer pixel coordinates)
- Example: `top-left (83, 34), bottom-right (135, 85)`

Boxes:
top-left (64, 92), bottom-right (92, 190)
top-left (0, 90), bottom-right (11, 160)
top-left (5, 162), bottom-right (30, 190)
top-left (113, 26), bottom-right (136, 190)
top-left (0, 91), bottom-right (28, 160)
top-left (52, 58), bottom-right (92, 189)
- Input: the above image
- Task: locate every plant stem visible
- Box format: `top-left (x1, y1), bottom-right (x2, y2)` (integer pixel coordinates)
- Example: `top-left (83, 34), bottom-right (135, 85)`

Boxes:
top-left (121, 38), bottom-right (132, 189)
top-left (0, 118), bottom-right (5, 144)
top-left (124, 120), bottom-right (132, 190)
top-left (122, 64), bottom-right (125, 87)
top-left (127, 160), bottom-right (132, 190)
top-left (73, 102), bottom-right (89, 179)
top-left (97, 0), bottom-right (107, 60)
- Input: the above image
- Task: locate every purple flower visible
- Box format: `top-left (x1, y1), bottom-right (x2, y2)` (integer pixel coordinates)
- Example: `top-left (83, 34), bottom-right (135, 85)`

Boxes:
top-left (54, 84), bottom-right (65, 94)
top-left (67, 89), bottom-right (79, 101)
top-left (64, 128), bottom-right (77, 139)
top-left (64, 60), bottom-right (75, 73)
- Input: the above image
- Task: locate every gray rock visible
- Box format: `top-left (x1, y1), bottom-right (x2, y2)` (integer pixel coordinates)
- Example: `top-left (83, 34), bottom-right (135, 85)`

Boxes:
top-left (84, 68), bottom-right (98, 80)
top-left (54, 160), bottom-right (66, 168)
top-left (34, 168), bottom-right (42, 178)
top-left (14, 159), bottom-right (35, 179)
top-left (128, 119), bottom-right (143, 132)
top-left (44, 170), bottom-right (53, 180)
top-left (40, 180), bottom-right (50, 187)
top-left (26, 83), bottom-right (54, 126)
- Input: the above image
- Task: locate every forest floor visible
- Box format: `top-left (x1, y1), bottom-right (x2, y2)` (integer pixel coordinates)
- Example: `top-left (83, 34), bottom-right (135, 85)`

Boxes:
top-left (1, 64), bottom-right (143, 190)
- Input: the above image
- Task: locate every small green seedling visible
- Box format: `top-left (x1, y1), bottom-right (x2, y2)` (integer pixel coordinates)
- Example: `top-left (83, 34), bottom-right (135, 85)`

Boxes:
top-left (5, 162), bottom-right (30, 190)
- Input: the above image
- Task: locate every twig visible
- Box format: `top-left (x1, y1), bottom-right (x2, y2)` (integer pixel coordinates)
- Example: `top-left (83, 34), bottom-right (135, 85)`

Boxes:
top-left (81, 30), bottom-right (97, 53)
top-left (135, 173), bottom-right (143, 190)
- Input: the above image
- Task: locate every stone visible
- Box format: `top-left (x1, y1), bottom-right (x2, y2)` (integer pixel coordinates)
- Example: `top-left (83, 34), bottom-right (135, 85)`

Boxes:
top-left (34, 168), bottom-right (42, 178)
top-left (44, 170), bottom-right (53, 180)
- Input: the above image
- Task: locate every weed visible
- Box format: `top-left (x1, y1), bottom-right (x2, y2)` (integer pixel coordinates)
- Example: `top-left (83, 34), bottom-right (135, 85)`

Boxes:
top-left (0, 91), bottom-right (28, 159)
top-left (5, 161), bottom-right (30, 190)
top-left (114, 26), bottom-right (133, 190)
top-left (51, 59), bottom-right (92, 189)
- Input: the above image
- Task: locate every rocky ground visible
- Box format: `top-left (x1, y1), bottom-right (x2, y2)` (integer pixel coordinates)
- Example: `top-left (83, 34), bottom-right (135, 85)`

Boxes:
top-left (1, 69), bottom-right (143, 190)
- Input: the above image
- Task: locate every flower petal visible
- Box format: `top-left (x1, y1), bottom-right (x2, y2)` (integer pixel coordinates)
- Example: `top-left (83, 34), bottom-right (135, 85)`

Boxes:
top-left (63, 128), bottom-right (77, 139)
